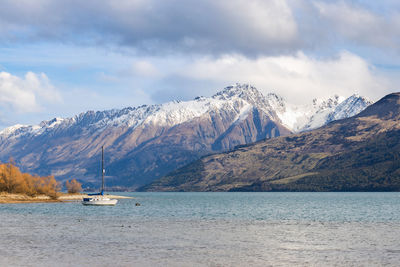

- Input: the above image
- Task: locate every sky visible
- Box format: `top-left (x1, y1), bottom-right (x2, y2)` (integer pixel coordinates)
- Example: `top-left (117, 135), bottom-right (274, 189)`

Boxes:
top-left (0, 0), bottom-right (399, 129)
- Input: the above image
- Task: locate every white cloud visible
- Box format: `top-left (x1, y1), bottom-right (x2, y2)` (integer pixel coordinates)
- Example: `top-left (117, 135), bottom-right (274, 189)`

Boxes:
top-left (314, 1), bottom-right (400, 50)
top-left (132, 60), bottom-right (159, 77)
top-left (0, 71), bottom-right (61, 112)
top-left (177, 51), bottom-right (390, 104)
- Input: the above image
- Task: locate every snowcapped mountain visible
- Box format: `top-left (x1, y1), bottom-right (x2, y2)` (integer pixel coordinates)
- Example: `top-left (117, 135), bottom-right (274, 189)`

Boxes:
top-left (0, 84), bottom-right (372, 189)
top-left (1, 84), bottom-right (276, 140)
top-left (267, 93), bottom-right (372, 132)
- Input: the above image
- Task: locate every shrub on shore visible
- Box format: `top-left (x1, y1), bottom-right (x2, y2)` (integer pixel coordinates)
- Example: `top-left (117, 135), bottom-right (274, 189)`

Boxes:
top-left (0, 162), bottom-right (60, 199)
top-left (65, 179), bottom-right (82, 193)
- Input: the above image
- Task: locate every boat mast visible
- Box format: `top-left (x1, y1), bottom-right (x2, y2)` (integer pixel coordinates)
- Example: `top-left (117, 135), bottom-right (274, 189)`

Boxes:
top-left (101, 146), bottom-right (104, 194)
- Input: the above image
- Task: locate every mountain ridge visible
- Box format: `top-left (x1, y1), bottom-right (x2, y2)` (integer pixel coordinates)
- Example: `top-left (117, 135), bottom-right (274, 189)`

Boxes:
top-left (0, 84), bottom-right (372, 138)
top-left (141, 92), bottom-right (400, 192)
top-left (0, 84), bottom-right (372, 189)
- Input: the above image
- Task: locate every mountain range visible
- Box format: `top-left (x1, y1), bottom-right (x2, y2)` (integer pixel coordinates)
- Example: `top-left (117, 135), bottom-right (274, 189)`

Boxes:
top-left (143, 92), bottom-right (400, 192)
top-left (0, 84), bottom-right (371, 189)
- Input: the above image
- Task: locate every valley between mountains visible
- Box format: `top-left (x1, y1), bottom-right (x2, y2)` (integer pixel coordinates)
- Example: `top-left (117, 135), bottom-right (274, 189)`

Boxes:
top-left (0, 84), bottom-right (376, 190)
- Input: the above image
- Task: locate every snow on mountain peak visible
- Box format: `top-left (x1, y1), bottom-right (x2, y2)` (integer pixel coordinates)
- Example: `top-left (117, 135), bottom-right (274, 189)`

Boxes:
top-left (326, 94), bottom-right (373, 122)
top-left (145, 84), bottom-right (274, 127)
top-left (0, 84), bottom-right (373, 140)
top-left (0, 124), bottom-right (26, 137)
top-left (214, 83), bottom-right (260, 98)
top-left (213, 83), bottom-right (267, 105)
top-left (40, 117), bottom-right (65, 128)
top-left (143, 98), bottom-right (212, 126)
top-left (266, 93), bottom-right (286, 113)
top-left (281, 94), bottom-right (372, 132)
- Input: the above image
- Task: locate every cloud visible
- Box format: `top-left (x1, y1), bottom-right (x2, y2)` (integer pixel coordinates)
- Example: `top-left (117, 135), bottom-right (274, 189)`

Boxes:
top-left (0, 71), bottom-right (61, 112)
top-left (313, 1), bottom-right (400, 51)
top-left (172, 51), bottom-right (390, 104)
top-left (132, 60), bottom-right (159, 77)
top-left (0, 0), bottom-right (399, 59)
top-left (150, 75), bottom-right (219, 104)
top-left (0, 0), bottom-right (398, 130)
top-left (0, 0), bottom-right (298, 56)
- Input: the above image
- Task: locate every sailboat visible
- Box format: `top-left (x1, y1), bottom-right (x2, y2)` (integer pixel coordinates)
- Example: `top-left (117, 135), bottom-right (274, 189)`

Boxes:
top-left (82, 146), bottom-right (118, 206)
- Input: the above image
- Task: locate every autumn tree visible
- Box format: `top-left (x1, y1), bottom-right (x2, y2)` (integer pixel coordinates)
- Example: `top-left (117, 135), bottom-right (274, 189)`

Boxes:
top-left (35, 175), bottom-right (61, 199)
top-left (65, 179), bottom-right (82, 194)
top-left (0, 162), bottom-right (61, 198)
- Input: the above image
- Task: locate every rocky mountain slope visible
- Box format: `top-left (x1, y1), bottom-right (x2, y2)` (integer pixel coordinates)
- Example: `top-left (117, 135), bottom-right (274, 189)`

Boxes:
top-left (0, 84), bottom-right (289, 189)
top-left (0, 84), bottom-right (371, 189)
top-left (142, 92), bottom-right (400, 192)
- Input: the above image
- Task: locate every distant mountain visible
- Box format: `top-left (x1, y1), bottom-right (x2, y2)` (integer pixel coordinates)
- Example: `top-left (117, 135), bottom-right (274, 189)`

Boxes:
top-left (269, 93), bottom-right (372, 132)
top-left (142, 92), bottom-right (400, 192)
top-left (0, 84), bottom-right (371, 189)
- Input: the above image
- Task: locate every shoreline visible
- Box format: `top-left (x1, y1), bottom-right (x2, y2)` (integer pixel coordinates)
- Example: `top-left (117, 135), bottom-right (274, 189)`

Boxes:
top-left (0, 192), bottom-right (133, 204)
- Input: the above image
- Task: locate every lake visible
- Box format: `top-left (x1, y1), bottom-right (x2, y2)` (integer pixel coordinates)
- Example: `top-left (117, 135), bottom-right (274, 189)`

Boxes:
top-left (1, 192), bottom-right (400, 266)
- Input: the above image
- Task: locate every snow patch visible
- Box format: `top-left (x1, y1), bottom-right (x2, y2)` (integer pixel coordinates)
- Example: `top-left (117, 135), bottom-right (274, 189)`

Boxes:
top-left (0, 84), bottom-right (373, 140)
top-left (0, 124), bottom-right (27, 137)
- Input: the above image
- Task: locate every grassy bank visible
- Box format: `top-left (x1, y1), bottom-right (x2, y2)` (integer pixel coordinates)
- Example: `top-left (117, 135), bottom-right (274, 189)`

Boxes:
top-left (0, 192), bottom-right (133, 204)
top-left (0, 192), bottom-right (62, 203)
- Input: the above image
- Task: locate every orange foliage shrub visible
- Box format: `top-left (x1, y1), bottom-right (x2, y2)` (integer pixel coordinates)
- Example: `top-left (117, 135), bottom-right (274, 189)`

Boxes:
top-left (0, 162), bottom-right (61, 199)
top-left (65, 179), bottom-right (82, 194)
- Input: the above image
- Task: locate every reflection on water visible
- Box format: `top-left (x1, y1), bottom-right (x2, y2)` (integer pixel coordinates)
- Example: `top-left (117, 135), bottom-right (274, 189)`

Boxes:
top-left (1, 192), bottom-right (400, 266)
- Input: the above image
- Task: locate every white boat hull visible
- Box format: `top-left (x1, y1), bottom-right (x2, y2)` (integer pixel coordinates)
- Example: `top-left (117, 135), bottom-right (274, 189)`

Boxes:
top-left (82, 197), bottom-right (118, 206)
top-left (82, 147), bottom-right (118, 206)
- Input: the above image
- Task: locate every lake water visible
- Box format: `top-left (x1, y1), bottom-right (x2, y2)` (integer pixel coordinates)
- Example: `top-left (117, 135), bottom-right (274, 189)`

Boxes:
top-left (1, 192), bottom-right (400, 266)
